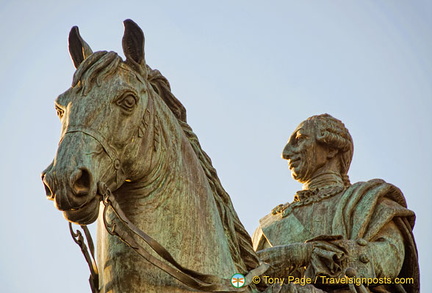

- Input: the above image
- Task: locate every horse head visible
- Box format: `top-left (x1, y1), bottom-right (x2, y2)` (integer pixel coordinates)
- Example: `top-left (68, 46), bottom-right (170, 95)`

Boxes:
top-left (42, 20), bottom-right (263, 293)
top-left (42, 20), bottom-right (155, 225)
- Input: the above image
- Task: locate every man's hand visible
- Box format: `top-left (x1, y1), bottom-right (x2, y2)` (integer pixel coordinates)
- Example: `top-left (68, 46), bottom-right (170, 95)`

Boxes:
top-left (257, 243), bottom-right (314, 273)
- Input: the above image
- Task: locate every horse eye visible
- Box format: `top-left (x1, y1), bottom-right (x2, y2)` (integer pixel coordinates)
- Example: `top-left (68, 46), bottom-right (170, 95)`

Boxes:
top-left (117, 94), bottom-right (137, 111)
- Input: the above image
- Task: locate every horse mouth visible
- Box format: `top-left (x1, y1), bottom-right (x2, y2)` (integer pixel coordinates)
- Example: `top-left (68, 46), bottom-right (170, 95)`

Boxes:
top-left (63, 196), bottom-right (100, 225)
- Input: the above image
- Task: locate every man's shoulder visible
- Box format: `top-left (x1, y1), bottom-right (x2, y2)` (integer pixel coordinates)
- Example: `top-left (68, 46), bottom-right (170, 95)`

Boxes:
top-left (345, 179), bottom-right (407, 208)
top-left (257, 208), bottom-right (283, 230)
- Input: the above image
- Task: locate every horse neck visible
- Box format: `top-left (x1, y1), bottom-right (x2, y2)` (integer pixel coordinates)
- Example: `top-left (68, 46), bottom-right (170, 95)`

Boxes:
top-left (111, 94), bottom-right (238, 276)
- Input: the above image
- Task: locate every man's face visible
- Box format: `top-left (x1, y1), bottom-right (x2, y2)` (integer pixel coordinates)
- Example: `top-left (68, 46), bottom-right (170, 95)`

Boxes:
top-left (282, 120), bottom-right (330, 183)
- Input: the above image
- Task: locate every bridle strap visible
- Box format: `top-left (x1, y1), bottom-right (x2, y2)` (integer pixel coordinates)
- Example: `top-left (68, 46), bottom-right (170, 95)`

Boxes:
top-left (69, 182), bottom-right (269, 292)
top-left (62, 126), bottom-right (125, 186)
top-left (64, 126), bottom-right (120, 164)
top-left (69, 224), bottom-right (100, 293)
top-left (98, 182), bottom-right (269, 292)
top-left (100, 182), bottom-right (240, 292)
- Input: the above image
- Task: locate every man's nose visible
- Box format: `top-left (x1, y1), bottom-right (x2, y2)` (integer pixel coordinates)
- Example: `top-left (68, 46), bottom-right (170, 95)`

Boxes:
top-left (281, 143), bottom-right (293, 160)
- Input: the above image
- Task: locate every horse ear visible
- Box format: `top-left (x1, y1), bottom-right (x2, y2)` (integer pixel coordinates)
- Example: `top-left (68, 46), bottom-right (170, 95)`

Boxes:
top-left (122, 19), bottom-right (146, 68)
top-left (68, 26), bottom-right (93, 68)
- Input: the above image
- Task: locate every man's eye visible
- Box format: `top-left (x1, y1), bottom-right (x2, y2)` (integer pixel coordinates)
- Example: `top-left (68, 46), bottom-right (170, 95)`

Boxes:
top-left (296, 134), bottom-right (307, 142)
top-left (117, 94), bottom-right (137, 111)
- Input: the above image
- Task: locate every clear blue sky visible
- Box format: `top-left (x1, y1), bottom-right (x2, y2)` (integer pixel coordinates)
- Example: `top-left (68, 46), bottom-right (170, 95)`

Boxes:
top-left (0, 0), bottom-right (430, 292)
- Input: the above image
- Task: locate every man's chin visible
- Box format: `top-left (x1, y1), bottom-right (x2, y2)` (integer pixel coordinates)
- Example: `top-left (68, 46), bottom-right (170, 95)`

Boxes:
top-left (291, 170), bottom-right (302, 181)
top-left (63, 197), bottom-right (100, 225)
top-left (291, 172), bottom-right (308, 184)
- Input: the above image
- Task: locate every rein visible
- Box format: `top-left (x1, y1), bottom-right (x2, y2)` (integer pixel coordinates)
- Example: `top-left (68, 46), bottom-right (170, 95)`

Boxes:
top-left (69, 224), bottom-right (99, 292)
top-left (69, 182), bottom-right (269, 293)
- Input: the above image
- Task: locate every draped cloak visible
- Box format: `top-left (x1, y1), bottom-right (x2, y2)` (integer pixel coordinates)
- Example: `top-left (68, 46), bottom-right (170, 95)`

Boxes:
top-left (253, 179), bottom-right (419, 293)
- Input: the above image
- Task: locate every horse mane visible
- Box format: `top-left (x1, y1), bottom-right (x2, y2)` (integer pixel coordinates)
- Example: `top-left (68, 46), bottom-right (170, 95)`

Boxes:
top-left (72, 51), bottom-right (260, 273)
top-left (148, 69), bottom-right (260, 273)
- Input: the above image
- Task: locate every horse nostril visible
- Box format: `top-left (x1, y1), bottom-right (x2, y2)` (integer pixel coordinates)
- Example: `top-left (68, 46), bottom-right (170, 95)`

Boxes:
top-left (71, 168), bottom-right (92, 196)
top-left (42, 173), bottom-right (54, 200)
top-left (44, 184), bottom-right (55, 201)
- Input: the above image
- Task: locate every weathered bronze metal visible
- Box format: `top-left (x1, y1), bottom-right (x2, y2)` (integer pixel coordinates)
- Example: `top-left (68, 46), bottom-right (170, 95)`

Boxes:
top-left (98, 181), bottom-right (268, 292)
top-left (253, 114), bottom-right (419, 293)
top-left (42, 19), bottom-right (266, 293)
top-left (69, 224), bottom-right (99, 292)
